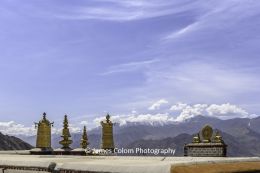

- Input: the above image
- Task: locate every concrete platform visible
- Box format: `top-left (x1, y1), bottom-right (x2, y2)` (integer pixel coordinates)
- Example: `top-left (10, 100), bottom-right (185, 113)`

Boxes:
top-left (0, 153), bottom-right (259, 173)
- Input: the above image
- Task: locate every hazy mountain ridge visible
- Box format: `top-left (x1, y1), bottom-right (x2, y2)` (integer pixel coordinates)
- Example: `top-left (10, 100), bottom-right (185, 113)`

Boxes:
top-left (0, 132), bottom-right (32, 150)
top-left (126, 130), bottom-right (256, 157)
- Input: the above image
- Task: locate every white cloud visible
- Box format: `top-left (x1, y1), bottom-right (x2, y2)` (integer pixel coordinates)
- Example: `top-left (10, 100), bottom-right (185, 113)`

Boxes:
top-left (170, 102), bottom-right (188, 111)
top-left (51, 123), bottom-right (82, 135)
top-left (174, 104), bottom-right (208, 122)
top-left (148, 99), bottom-right (169, 110)
top-left (80, 121), bottom-right (89, 125)
top-left (0, 121), bottom-right (82, 136)
top-left (0, 103), bottom-right (257, 136)
top-left (131, 110), bottom-right (137, 115)
top-left (206, 103), bottom-right (248, 118)
top-left (0, 121), bottom-right (36, 136)
top-left (171, 102), bottom-right (251, 122)
top-left (92, 102), bottom-right (255, 126)
top-left (248, 114), bottom-right (259, 119)
top-left (94, 113), bottom-right (175, 126)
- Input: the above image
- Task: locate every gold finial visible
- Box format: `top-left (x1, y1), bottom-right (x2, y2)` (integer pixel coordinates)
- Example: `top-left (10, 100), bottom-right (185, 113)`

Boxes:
top-left (63, 115), bottom-right (69, 128)
top-left (43, 112), bottom-right (46, 119)
top-left (80, 126), bottom-right (89, 149)
top-left (201, 125), bottom-right (213, 143)
top-left (106, 113), bottom-right (111, 123)
top-left (192, 133), bottom-right (201, 143)
top-left (59, 114), bottom-right (73, 149)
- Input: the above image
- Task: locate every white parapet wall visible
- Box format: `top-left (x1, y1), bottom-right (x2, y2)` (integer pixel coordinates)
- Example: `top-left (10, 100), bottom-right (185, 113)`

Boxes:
top-left (0, 152), bottom-right (259, 173)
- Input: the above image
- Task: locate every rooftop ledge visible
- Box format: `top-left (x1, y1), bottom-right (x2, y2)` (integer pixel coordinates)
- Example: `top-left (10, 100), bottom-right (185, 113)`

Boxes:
top-left (0, 152), bottom-right (259, 173)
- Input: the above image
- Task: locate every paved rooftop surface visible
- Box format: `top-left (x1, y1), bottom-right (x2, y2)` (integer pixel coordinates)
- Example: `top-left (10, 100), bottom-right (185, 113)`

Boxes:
top-left (0, 152), bottom-right (260, 173)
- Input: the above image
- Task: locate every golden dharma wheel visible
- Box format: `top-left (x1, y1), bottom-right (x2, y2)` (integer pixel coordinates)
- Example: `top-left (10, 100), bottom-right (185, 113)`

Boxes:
top-left (201, 125), bottom-right (213, 142)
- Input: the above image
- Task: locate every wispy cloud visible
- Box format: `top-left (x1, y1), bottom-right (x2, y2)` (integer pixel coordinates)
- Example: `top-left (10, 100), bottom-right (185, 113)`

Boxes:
top-left (164, 21), bottom-right (200, 40)
top-left (164, 1), bottom-right (260, 40)
top-left (100, 59), bottom-right (159, 75)
top-left (54, 0), bottom-right (210, 21)
top-left (139, 62), bottom-right (260, 102)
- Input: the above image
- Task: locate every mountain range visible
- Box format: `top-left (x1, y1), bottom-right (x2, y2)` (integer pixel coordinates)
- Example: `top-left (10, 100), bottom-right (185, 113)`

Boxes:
top-left (18, 115), bottom-right (260, 156)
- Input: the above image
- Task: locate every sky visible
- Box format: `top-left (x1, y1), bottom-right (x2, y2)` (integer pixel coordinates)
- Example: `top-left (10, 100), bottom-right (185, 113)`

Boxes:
top-left (0, 0), bottom-right (260, 135)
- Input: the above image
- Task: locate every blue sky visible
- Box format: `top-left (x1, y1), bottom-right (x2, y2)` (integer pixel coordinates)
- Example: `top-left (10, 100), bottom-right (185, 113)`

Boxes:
top-left (0, 0), bottom-right (260, 131)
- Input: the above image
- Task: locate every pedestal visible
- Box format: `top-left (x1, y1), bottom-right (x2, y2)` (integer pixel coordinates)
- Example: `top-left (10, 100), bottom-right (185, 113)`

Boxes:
top-left (184, 143), bottom-right (227, 157)
top-left (71, 148), bottom-right (87, 156)
top-left (53, 148), bottom-right (72, 155)
top-left (30, 148), bottom-right (53, 155)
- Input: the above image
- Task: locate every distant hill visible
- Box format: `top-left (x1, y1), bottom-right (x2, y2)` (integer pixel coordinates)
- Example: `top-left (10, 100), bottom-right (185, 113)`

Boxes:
top-left (126, 133), bottom-right (192, 156)
top-left (0, 132), bottom-right (32, 150)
